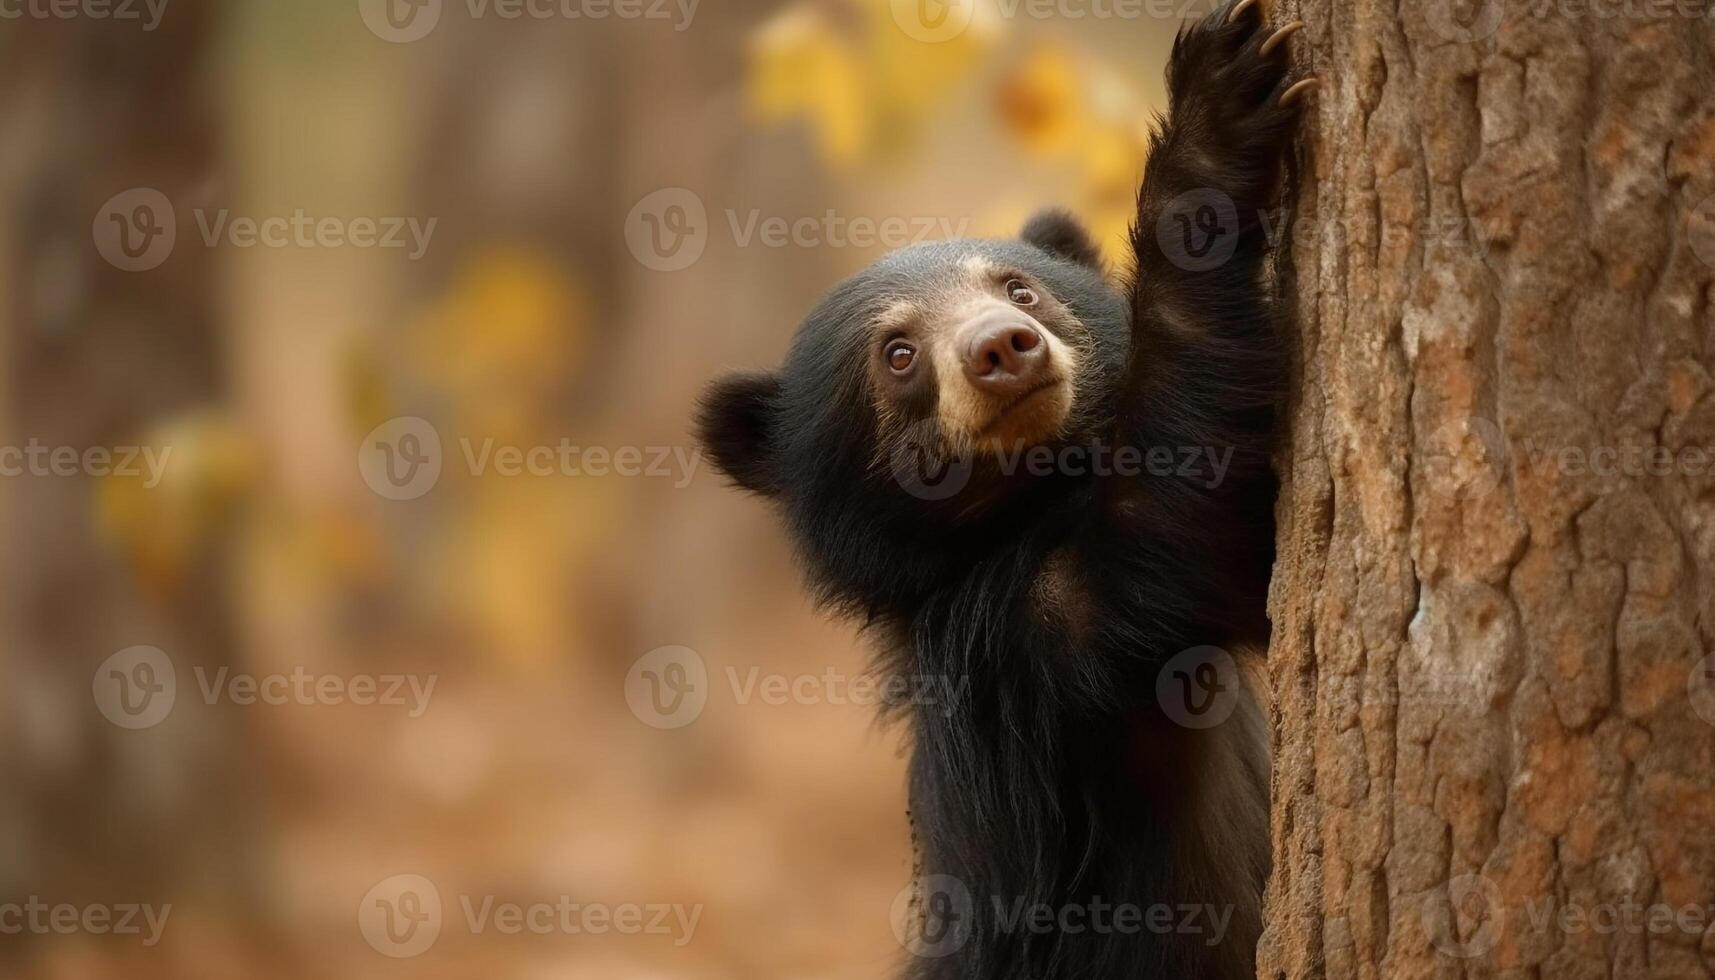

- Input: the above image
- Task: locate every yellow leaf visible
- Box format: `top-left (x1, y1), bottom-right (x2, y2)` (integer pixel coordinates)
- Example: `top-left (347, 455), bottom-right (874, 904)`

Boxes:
top-left (865, 0), bottom-right (998, 142)
top-left (96, 410), bottom-right (255, 597)
top-left (746, 0), bottom-right (1000, 166)
top-left (410, 245), bottom-right (583, 401)
top-left (747, 4), bottom-right (870, 165)
top-left (996, 42), bottom-right (1085, 157)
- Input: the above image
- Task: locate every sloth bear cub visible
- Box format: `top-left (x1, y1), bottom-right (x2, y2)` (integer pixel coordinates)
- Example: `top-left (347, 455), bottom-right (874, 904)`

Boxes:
top-left (698, 3), bottom-right (1309, 977)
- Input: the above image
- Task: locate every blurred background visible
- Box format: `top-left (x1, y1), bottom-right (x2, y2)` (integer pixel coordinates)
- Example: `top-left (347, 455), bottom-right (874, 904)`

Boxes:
top-left (0, 0), bottom-right (1196, 976)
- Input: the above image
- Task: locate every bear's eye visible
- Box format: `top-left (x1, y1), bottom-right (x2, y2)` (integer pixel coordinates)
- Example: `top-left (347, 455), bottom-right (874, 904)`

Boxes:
top-left (886, 341), bottom-right (917, 374)
top-left (1006, 279), bottom-right (1039, 306)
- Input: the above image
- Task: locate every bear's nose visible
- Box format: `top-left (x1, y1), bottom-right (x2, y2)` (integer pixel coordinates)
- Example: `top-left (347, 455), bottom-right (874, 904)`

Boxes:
top-left (960, 313), bottom-right (1047, 393)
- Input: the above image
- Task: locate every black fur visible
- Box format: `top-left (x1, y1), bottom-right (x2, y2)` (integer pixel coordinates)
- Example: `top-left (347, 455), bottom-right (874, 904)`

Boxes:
top-left (1021, 209), bottom-right (1104, 271)
top-left (697, 372), bottom-right (783, 496)
top-left (697, 4), bottom-right (1304, 977)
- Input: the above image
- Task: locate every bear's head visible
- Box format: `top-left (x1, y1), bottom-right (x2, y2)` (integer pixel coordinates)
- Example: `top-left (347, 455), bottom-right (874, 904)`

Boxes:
top-left (696, 211), bottom-right (1129, 611)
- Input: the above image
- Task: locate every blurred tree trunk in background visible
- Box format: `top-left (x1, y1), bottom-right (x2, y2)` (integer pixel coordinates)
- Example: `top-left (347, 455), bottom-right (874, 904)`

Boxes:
top-left (1260, 1), bottom-right (1715, 977)
top-left (0, 0), bottom-right (259, 911)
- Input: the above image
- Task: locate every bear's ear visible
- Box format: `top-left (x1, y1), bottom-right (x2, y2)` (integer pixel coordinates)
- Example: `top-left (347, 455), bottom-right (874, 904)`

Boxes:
top-left (1021, 209), bottom-right (1103, 271)
top-left (696, 372), bottom-right (783, 497)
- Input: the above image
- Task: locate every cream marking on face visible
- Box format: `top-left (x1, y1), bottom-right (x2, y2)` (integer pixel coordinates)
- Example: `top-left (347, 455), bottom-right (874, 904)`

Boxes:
top-left (866, 298), bottom-right (928, 447)
top-left (933, 295), bottom-right (1081, 453)
top-left (867, 255), bottom-right (1087, 475)
top-left (872, 299), bottom-right (920, 334)
top-left (959, 254), bottom-right (997, 283)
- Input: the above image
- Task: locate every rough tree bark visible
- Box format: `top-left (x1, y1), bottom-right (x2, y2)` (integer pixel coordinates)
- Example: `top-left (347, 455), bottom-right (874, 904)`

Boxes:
top-left (1259, 1), bottom-right (1715, 977)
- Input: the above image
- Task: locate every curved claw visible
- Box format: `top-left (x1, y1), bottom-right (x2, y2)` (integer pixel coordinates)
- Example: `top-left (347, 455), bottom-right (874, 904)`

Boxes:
top-left (1259, 20), bottom-right (1305, 57)
top-left (1278, 77), bottom-right (1320, 107)
top-left (1225, 0), bottom-right (1260, 25)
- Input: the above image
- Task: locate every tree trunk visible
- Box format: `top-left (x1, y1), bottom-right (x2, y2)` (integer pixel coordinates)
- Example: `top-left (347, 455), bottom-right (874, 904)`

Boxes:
top-left (1259, 2), bottom-right (1715, 977)
top-left (0, 0), bottom-right (260, 916)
